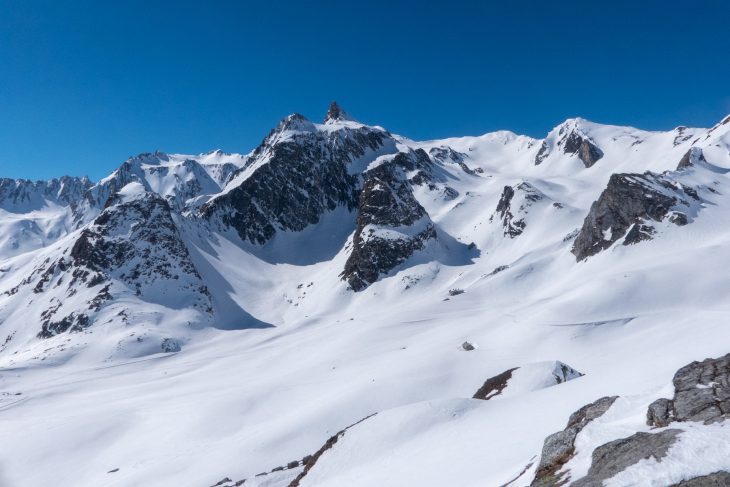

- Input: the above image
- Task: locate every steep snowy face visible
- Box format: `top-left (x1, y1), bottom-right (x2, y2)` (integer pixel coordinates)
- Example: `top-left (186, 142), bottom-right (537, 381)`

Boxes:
top-left (200, 112), bottom-right (398, 245)
top-left (85, 150), bottom-right (246, 212)
top-left (0, 176), bottom-right (93, 258)
top-left (0, 175), bottom-right (92, 212)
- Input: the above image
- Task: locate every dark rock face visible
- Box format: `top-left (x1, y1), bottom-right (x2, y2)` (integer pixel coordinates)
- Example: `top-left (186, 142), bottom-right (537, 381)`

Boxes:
top-left (341, 150), bottom-right (438, 291)
top-left (563, 131), bottom-right (604, 168)
top-left (572, 172), bottom-right (698, 261)
top-left (531, 396), bottom-right (618, 487)
top-left (648, 353), bottom-right (730, 426)
top-left (473, 367), bottom-right (518, 400)
top-left (534, 141), bottom-right (551, 166)
top-left (38, 312), bottom-right (90, 338)
top-left (36, 192), bottom-right (211, 338)
top-left (677, 147), bottom-right (707, 170)
top-left (571, 429), bottom-right (682, 487)
top-left (202, 114), bottom-right (393, 245)
top-left (534, 125), bottom-right (603, 168)
top-left (492, 182), bottom-right (543, 238)
top-left (324, 101), bottom-right (352, 123)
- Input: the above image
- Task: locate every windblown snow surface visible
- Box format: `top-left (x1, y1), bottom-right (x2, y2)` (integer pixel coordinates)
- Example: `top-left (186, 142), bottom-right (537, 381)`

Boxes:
top-left (2, 110), bottom-right (730, 486)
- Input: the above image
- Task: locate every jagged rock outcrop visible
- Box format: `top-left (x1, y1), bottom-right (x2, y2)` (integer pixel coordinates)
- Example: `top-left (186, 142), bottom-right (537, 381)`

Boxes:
top-left (491, 182), bottom-right (544, 238)
top-left (35, 188), bottom-right (211, 338)
top-left (534, 122), bottom-right (603, 167)
top-left (202, 113), bottom-right (394, 245)
top-left (531, 396), bottom-right (618, 486)
top-left (572, 172), bottom-right (699, 260)
top-left (324, 101), bottom-right (353, 123)
top-left (677, 147), bottom-right (707, 170)
top-left (473, 368), bottom-right (518, 400)
top-left (341, 150), bottom-right (438, 291)
top-left (563, 131), bottom-right (604, 168)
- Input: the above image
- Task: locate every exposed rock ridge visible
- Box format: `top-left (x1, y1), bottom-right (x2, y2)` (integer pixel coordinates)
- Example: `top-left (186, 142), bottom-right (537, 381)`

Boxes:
top-left (35, 191), bottom-right (211, 338)
top-left (201, 113), bottom-right (393, 245)
top-left (288, 413), bottom-right (377, 487)
top-left (534, 122), bottom-right (604, 167)
top-left (572, 172), bottom-right (699, 261)
top-left (491, 182), bottom-right (544, 238)
top-left (677, 146), bottom-right (707, 171)
top-left (341, 150), bottom-right (438, 291)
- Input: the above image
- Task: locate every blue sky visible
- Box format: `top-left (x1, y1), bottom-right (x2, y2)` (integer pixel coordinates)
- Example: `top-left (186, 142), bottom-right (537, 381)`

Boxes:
top-left (1, 0), bottom-right (729, 181)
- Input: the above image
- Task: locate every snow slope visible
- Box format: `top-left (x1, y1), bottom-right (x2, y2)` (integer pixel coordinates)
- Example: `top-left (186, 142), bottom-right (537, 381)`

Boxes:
top-left (2, 106), bottom-right (730, 486)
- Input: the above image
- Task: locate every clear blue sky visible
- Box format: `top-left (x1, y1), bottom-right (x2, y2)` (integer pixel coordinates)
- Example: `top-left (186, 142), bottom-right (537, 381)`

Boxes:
top-left (1, 0), bottom-right (729, 181)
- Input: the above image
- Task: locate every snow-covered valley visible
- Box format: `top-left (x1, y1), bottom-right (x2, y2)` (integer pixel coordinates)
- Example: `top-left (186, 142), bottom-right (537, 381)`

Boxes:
top-left (2, 103), bottom-right (730, 486)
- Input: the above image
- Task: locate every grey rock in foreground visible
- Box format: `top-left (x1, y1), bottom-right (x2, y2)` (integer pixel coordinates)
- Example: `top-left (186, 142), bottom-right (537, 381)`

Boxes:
top-left (648, 352), bottom-right (730, 427)
top-left (571, 429), bottom-right (682, 487)
top-left (531, 396), bottom-right (618, 486)
top-left (672, 471), bottom-right (730, 486)
top-left (532, 353), bottom-right (730, 486)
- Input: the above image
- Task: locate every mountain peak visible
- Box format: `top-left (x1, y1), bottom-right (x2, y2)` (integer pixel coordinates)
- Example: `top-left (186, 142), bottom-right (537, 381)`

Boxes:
top-left (324, 101), bottom-right (354, 124)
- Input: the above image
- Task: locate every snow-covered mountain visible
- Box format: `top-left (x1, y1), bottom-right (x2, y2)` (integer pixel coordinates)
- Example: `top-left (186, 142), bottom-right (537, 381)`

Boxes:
top-left (2, 103), bottom-right (730, 486)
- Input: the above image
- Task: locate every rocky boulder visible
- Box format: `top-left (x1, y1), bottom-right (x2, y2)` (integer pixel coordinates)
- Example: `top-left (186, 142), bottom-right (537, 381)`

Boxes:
top-left (531, 396), bottom-right (618, 486)
top-left (571, 429), bottom-right (682, 487)
top-left (647, 353), bottom-right (730, 427)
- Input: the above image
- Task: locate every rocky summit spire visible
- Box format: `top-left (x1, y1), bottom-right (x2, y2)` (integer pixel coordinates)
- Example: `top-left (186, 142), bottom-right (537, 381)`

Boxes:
top-left (324, 101), bottom-right (354, 123)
